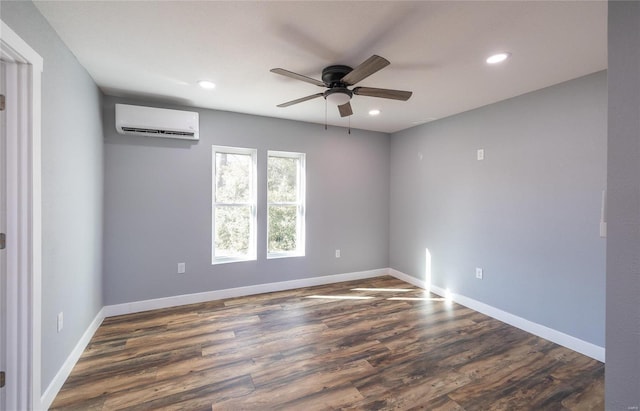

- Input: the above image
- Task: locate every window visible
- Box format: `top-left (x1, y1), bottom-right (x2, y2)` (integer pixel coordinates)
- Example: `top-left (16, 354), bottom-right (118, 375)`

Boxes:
top-left (212, 146), bottom-right (257, 263)
top-left (267, 151), bottom-right (305, 258)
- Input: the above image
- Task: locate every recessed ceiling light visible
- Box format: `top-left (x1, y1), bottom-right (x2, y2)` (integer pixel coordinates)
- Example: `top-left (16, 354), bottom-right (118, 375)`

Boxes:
top-left (369, 109), bottom-right (381, 116)
top-left (197, 80), bottom-right (216, 89)
top-left (486, 52), bottom-right (511, 64)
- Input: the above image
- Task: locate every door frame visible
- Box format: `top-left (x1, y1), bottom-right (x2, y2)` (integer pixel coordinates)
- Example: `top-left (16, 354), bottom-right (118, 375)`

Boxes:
top-left (0, 21), bottom-right (43, 410)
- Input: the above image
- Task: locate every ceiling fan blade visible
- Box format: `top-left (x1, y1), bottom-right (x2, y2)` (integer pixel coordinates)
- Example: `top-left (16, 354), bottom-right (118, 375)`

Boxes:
top-left (341, 55), bottom-right (390, 86)
top-left (277, 93), bottom-right (324, 108)
top-left (353, 87), bottom-right (412, 101)
top-left (338, 102), bottom-right (353, 117)
top-left (270, 68), bottom-right (325, 87)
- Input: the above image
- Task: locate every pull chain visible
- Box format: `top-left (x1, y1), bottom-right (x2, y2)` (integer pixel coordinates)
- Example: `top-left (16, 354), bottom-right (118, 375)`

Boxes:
top-left (324, 99), bottom-right (328, 130)
top-left (348, 116), bottom-right (351, 134)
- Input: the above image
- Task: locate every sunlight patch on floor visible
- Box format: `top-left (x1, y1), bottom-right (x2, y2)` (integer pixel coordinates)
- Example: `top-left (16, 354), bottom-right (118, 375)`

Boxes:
top-left (305, 295), bottom-right (375, 300)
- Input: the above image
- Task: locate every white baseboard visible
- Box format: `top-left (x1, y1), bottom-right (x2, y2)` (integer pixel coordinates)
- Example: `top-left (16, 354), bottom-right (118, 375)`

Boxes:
top-left (44, 267), bottom-right (604, 411)
top-left (104, 268), bottom-right (387, 317)
top-left (42, 269), bottom-right (386, 408)
top-left (388, 268), bottom-right (605, 363)
top-left (388, 268), bottom-right (430, 290)
top-left (41, 307), bottom-right (106, 410)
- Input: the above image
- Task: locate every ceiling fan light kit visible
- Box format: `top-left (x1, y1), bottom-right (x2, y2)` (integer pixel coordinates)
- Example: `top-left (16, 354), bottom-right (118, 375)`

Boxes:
top-left (271, 55), bottom-right (412, 118)
top-left (324, 87), bottom-right (352, 105)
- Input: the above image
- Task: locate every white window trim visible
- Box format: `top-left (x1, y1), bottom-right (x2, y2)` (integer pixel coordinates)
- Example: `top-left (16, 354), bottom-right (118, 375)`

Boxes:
top-left (267, 150), bottom-right (306, 259)
top-left (211, 145), bottom-right (257, 264)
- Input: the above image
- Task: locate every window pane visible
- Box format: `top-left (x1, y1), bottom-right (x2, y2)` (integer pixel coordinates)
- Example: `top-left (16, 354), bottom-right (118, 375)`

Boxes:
top-left (268, 205), bottom-right (297, 253)
top-left (216, 153), bottom-right (251, 203)
top-left (268, 156), bottom-right (298, 203)
top-left (215, 206), bottom-right (251, 258)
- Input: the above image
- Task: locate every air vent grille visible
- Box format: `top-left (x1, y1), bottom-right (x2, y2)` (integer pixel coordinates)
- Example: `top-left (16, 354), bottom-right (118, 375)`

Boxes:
top-left (121, 127), bottom-right (195, 137)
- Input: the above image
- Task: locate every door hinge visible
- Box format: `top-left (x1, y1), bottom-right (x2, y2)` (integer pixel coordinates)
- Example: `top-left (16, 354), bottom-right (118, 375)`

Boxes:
top-left (0, 233), bottom-right (5, 250)
top-left (0, 94), bottom-right (5, 111)
top-left (0, 371), bottom-right (5, 388)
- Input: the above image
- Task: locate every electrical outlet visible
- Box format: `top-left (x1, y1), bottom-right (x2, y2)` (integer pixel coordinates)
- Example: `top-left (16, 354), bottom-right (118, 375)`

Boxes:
top-left (57, 312), bottom-right (64, 332)
top-left (475, 267), bottom-right (483, 280)
top-left (177, 262), bottom-right (186, 274)
top-left (477, 149), bottom-right (485, 161)
top-left (335, 249), bottom-right (341, 258)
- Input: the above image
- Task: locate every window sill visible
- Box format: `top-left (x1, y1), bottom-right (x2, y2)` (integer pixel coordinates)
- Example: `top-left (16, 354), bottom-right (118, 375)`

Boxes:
top-left (267, 252), bottom-right (305, 260)
top-left (212, 256), bottom-right (256, 265)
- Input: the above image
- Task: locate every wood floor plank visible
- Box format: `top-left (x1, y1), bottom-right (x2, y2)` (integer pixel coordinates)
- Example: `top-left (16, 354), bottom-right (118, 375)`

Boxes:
top-left (101, 365), bottom-right (253, 410)
top-left (65, 345), bottom-right (200, 385)
top-left (120, 374), bottom-right (255, 411)
top-left (275, 385), bottom-right (364, 411)
top-left (405, 394), bottom-right (467, 411)
top-left (50, 276), bottom-right (604, 410)
top-left (50, 367), bottom-right (158, 409)
top-left (212, 360), bottom-right (374, 410)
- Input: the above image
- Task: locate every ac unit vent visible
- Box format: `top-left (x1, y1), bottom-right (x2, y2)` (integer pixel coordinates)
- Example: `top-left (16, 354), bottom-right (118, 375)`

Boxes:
top-left (120, 127), bottom-right (195, 137)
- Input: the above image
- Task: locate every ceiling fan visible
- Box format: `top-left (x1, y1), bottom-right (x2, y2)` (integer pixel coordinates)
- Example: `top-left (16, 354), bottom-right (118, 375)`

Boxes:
top-left (271, 55), bottom-right (412, 117)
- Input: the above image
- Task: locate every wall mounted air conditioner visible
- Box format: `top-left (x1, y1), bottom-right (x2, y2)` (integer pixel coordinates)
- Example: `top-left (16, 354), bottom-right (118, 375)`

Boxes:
top-left (115, 104), bottom-right (199, 140)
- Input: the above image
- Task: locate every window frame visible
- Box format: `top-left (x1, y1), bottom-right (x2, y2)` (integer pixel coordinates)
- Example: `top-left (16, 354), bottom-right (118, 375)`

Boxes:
top-left (267, 150), bottom-right (306, 259)
top-left (212, 145), bottom-right (257, 264)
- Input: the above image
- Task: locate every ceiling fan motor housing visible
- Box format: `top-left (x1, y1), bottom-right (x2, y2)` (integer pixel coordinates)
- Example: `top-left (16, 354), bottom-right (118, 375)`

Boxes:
top-left (322, 65), bottom-right (353, 86)
top-left (322, 65), bottom-right (353, 105)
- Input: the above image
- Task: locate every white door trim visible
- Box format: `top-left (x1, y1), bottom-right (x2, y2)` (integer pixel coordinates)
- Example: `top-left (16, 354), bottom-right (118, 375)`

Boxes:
top-left (0, 20), bottom-right (43, 410)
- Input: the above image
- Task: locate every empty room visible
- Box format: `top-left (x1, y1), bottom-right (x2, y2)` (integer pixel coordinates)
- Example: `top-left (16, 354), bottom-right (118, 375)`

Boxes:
top-left (1, 1), bottom-right (638, 410)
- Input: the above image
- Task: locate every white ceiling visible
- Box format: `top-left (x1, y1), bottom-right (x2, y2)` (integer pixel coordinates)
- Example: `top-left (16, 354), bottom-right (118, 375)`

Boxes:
top-left (34, 1), bottom-right (607, 134)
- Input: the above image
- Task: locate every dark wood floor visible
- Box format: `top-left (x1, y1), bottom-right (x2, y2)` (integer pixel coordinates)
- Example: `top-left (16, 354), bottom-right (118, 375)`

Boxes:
top-left (51, 276), bottom-right (604, 410)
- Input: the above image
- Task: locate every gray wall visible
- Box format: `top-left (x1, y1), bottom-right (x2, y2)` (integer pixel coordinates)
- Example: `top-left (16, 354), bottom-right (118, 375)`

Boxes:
top-left (103, 96), bottom-right (389, 304)
top-left (606, 1), bottom-right (640, 408)
top-left (2, 2), bottom-right (104, 393)
top-left (390, 72), bottom-right (607, 347)
top-left (3, 1), bottom-right (624, 403)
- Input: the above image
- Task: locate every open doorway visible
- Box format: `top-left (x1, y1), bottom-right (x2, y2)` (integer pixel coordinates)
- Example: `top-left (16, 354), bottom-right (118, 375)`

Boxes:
top-left (1, 21), bottom-right (43, 410)
top-left (1, 58), bottom-right (7, 411)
